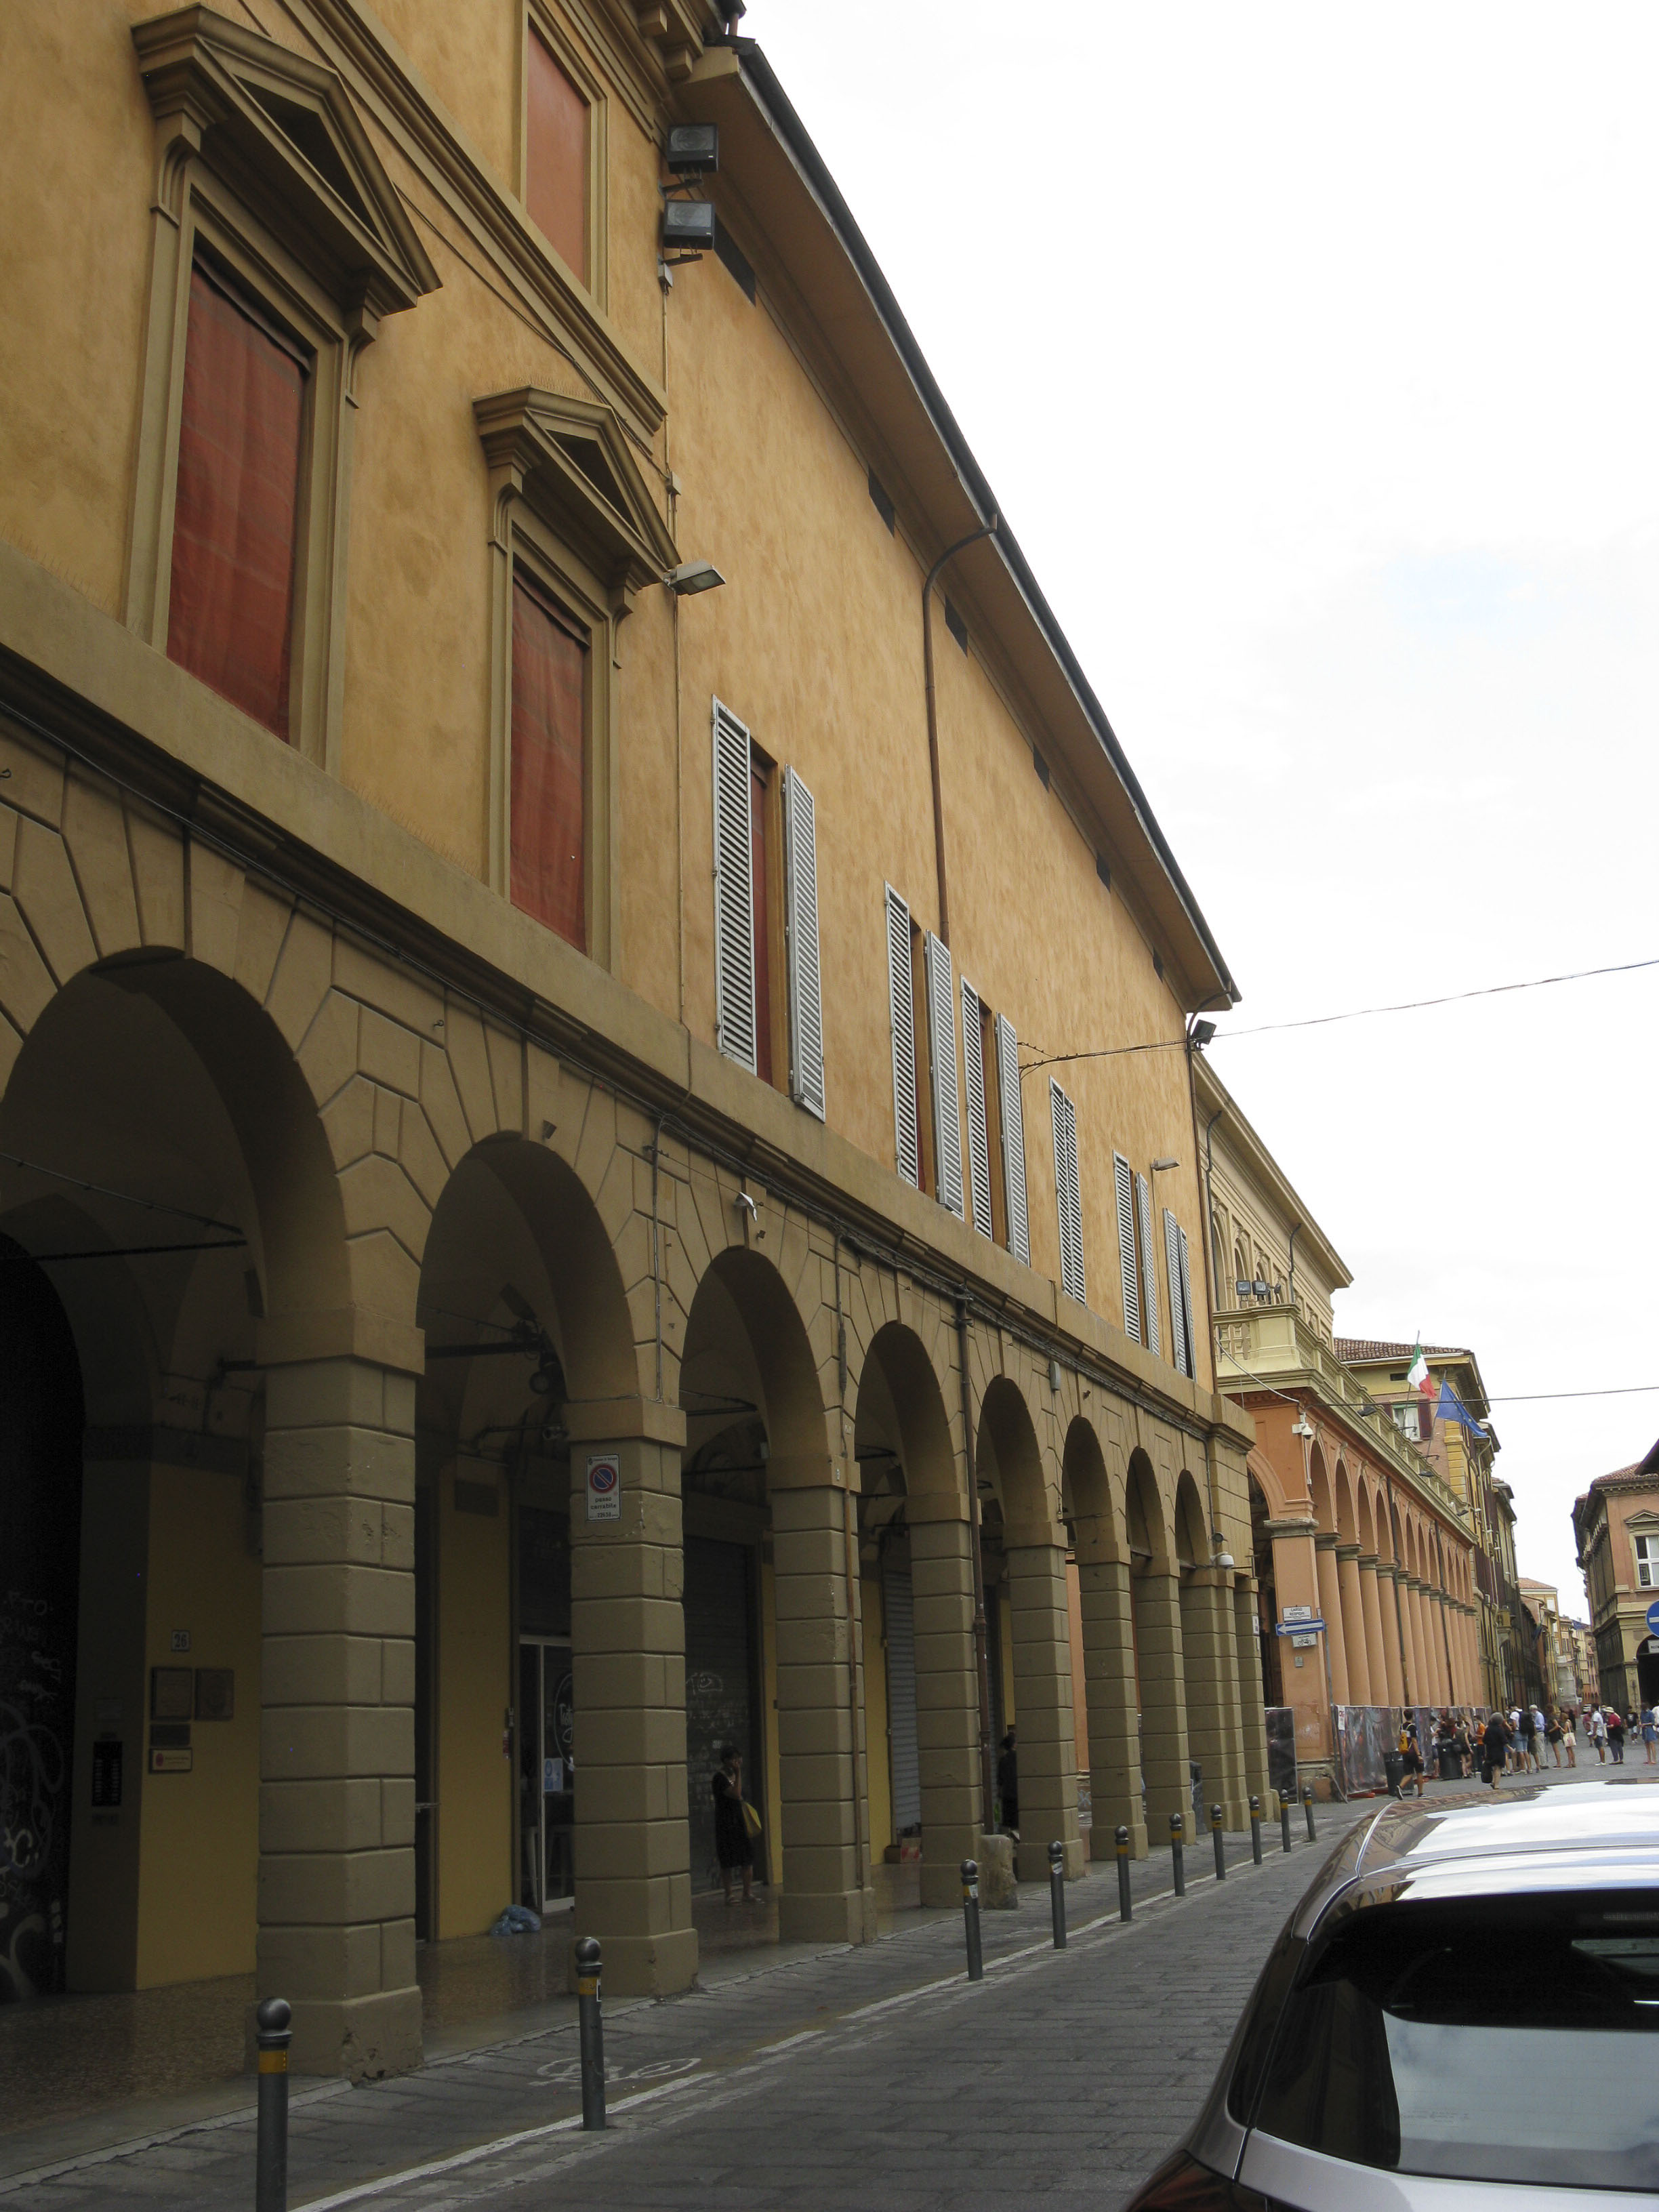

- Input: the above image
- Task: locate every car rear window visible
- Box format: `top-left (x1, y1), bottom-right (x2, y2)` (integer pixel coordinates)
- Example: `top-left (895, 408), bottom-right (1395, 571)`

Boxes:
top-left (1252, 1893), bottom-right (1659, 2190)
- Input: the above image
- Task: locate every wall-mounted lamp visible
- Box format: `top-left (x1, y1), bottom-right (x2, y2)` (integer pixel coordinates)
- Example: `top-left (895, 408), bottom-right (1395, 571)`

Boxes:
top-left (1189, 1019), bottom-right (1217, 1048)
top-left (666, 124), bottom-right (719, 176)
top-left (665, 560), bottom-right (725, 595)
top-left (1150, 1156), bottom-right (1179, 1173)
top-left (662, 200), bottom-right (716, 254)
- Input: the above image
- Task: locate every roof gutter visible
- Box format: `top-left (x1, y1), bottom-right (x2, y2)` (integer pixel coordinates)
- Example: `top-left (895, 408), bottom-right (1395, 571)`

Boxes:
top-left (724, 39), bottom-right (1239, 1007)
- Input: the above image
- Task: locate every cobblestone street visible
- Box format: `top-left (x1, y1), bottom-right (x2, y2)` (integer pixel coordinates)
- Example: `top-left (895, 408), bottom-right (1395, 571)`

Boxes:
top-left (1, 1801), bottom-right (1381, 2212)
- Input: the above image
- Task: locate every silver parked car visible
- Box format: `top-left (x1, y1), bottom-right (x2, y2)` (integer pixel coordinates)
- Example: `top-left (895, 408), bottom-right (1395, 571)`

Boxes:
top-left (1125, 1777), bottom-right (1659, 2209)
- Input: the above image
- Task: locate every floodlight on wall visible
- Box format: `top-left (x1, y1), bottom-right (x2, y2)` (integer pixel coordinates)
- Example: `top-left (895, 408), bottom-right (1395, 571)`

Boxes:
top-left (661, 200), bottom-right (716, 253)
top-left (1151, 1156), bottom-right (1179, 1173)
top-left (1189, 1019), bottom-right (1218, 1048)
top-left (665, 560), bottom-right (725, 596)
top-left (666, 124), bottom-right (719, 176)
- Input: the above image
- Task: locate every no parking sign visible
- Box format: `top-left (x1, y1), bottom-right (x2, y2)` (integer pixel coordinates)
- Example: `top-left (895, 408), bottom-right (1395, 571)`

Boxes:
top-left (586, 1452), bottom-right (621, 1521)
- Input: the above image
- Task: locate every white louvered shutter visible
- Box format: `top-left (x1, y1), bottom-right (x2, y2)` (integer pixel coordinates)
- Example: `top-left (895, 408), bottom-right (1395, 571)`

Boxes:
top-left (886, 886), bottom-right (919, 1188)
top-left (1176, 1223), bottom-right (1197, 1378)
top-left (1113, 1153), bottom-right (1141, 1343)
top-left (1050, 1080), bottom-right (1084, 1303)
top-left (781, 766), bottom-right (825, 1121)
top-left (1163, 1208), bottom-right (1190, 1377)
top-left (1134, 1172), bottom-right (1161, 1357)
top-left (961, 978), bottom-right (992, 1239)
top-left (995, 1012), bottom-right (1029, 1264)
top-left (924, 933), bottom-right (964, 1218)
top-left (712, 699), bottom-right (756, 1073)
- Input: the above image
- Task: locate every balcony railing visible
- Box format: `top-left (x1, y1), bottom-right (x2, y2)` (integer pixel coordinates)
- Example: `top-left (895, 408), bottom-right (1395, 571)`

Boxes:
top-left (1215, 1301), bottom-right (1472, 1528)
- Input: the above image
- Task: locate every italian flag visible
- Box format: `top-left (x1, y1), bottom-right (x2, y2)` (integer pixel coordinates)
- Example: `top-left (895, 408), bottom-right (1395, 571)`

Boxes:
top-left (1406, 1340), bottom-right (1434, 1398)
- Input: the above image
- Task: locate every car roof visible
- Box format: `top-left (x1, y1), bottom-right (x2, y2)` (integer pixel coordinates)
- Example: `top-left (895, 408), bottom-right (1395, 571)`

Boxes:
top-left (1294, 1778), bottom-right (1659, 1935)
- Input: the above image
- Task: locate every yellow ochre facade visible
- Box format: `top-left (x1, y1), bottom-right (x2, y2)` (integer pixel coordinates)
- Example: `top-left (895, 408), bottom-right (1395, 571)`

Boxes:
top-left (0, 1), bottom-right (1275, 2078)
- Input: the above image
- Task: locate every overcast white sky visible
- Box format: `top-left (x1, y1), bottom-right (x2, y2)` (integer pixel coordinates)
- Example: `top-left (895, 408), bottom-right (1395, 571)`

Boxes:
top-left (751, 1), bottom-right (1659, 1616)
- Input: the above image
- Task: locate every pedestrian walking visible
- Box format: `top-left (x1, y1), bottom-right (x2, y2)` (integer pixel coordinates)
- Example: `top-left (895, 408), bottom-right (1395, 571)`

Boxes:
top-left (1397, 1717), bottom-right (1425, 1797)
top-left (1454, 1714), bottom-right (1474, 1778)
top-left (1561, 1712), bottom-right (1578, 1767)
top-left (713, 1743), bottom-right (757, 1904)
top-left (1518, 1704), bottom-right (1538, 1773)
top-left (998, 1727), bottom-right (1019, 1833)
top-left (1642, 1705), bottom-right (1657, 1766)
top-left (1607, 1708), bottom-right (1626, 1765)
top-left (1545, 1711), bottom-right (1563, 1767)
top-left (1589, 1705), bottom-right (1607, 1762)
top-left (1481, 1708), bottom-right (1510, 1790)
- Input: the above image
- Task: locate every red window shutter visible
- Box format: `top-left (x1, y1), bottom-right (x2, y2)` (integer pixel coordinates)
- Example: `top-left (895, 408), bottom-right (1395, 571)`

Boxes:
top-left (510, 577), bottom-right (586, 950)
top-left (750, 755), bottom-right (773, 1086)
top-left (167, 260), bottom-right (306, 739)
top-left (526, 30), bottom-right (588, 281)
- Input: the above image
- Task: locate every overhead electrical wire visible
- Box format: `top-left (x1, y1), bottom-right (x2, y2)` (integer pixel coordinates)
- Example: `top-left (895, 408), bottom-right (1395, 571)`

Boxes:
top-left (1021, 954), bottom-right (1659, 1074)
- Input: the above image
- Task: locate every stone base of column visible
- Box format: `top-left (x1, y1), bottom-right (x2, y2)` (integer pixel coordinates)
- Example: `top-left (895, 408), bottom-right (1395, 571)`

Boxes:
top-left (1015, 1836), bottom-right (1086, 1882)
top-left (285, 1985), bottom-right (423, 2078)
top-left (587, 1929), bottom-right (699, 1997)
top-left (1090, 1818), bottom-right (1148, 1860)
top-left (779, 1886), bottom-right (876, 1944)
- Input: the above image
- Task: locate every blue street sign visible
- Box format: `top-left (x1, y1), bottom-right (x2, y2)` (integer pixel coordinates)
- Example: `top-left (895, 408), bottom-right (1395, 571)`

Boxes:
top-left (1275, 1620), bottom-right (1326, 1636)
top-left (1646, 1599), bottom-right (1659, 1637)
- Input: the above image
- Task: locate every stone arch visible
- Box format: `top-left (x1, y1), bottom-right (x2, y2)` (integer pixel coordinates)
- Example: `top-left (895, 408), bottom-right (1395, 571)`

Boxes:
top-left (1308, 1443), bottom-right (1335, 1533)
top-left (0, 930), bottom-right (386, 2034)
top-left (1172, 1470), bottom-right (1208, 1568)
top-left (1126, 1445), bottom-right (1187, 1839)
top-left (411, 1136), bottom-right (643, 1948)
top-left (680, 1243), bottom-right (865, 1948)
top-left (974, 1373), bottom-right (1079, 1878)
top-left (1066, 1416), bottom-right (1142, 1860)
top-left (854, 1319), bottom-right (976, 1902)
top-left (1125, 1446), bottom-right (1170, 1574)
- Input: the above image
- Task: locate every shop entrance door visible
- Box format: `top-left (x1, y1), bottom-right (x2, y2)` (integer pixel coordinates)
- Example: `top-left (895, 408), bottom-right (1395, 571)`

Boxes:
top-left (518, 1639), bottom-right (574, 1914)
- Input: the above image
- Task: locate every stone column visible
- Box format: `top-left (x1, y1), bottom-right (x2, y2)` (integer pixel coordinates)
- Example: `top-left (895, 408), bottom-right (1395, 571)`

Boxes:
top-left (1406, 1580), bottom-right (1431, 1706)
top-left (771, 1469), bottom-right (874, 1943)
top-left (1233, 1578), bottom-right (1274, 1815)
top-left (1267, 1519), bottom-right (1325, 1781)
top-left (1335, 1545), bottom-right (1372, 1704)
top-left (1077, 1554), bottom-right (1147, 1859)
top-left (1132, 1565), bottom-right (1190, 1841)
top-left (1358, 1557), bottom-right (1390, 1708)
top-left (1374, 1564), bottom-right (1407, 1706)
top-left (567, 1404), bottom-right (695, 1997)
top-left (1315, 1537), bottom-right (1350, 1704)
top-left (1182, 1567), bottom-right (1248, 1827)
top-left (907, 1500), bottom-right (982, 1906)
top-left (259, 1342), bottom-right (423, 2076)
top-left (1432, 1593), bottom-right (1454, 1704)
top-left (1005, 1538), bottom-right (1084, 1881)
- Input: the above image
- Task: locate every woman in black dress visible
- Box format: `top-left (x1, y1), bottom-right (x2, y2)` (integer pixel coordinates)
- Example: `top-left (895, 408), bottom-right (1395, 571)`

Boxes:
top-left (713, 1742), bottom-right (754, 1904)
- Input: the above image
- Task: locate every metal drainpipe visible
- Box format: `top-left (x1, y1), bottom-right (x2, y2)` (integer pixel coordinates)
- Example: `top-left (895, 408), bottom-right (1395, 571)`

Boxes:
top-left (955, 1296), bottom-right (996, 1833)
top-left (921, 516), bottom-right (997, 946)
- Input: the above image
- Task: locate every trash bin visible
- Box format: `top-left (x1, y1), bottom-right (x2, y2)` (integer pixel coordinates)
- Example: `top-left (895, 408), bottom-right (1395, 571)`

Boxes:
top-left (1438, 1744), bottom-right (1460, 1782)
top-left (1383, 1751), bottom-right (1405, 1797)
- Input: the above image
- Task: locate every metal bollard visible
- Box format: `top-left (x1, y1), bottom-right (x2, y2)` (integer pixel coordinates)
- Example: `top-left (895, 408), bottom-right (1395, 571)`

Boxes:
top-left (1303, 1782), bottom-right (1317, 1842)
top-left (1169, 1810), bottom-right (1185, 1897)
top-left (1249, 1795), bottom-right (1263, 1866)
top-left (1115, 1824), bottom-right (1132, 1922)
top-left (961, 1858), bottom-right (984, 1981)
top-left (1211, 1804), bottom-right (1226, 1881)
top-left (255, 1996), bottom-right (291, 2212)
top-left (1048, 1840), bottom-right (1067, 1948)
top-left (1281, 1793), bottom-right (1294, 1852)
top-left (575, 1937), bottom-right (606, 2131)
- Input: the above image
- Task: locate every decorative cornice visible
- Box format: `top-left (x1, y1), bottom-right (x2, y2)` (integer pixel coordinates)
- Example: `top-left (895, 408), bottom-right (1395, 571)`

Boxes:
top-left (474, 386), bottom-right (679, 612)
top-left (132, 6), bottom-right (440, 329)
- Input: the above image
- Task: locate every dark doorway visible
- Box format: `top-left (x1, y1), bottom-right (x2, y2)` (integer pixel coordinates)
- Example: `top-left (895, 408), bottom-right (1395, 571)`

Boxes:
top-left (0, 1239), bottom-right (86, 2001)
top-left (1249, 1475), bottom-right (1282, 1707)
top-left (683, 1536), bottom-right (761, 1891)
